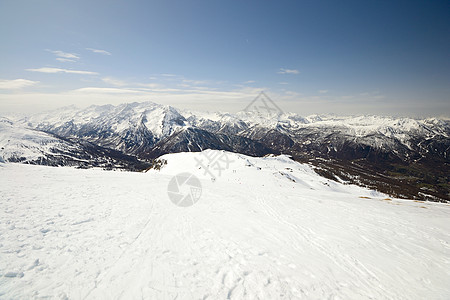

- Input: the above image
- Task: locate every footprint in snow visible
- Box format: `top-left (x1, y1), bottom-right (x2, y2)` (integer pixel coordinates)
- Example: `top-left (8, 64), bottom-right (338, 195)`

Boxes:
top-left (4, 271), bottom-right (24, 278)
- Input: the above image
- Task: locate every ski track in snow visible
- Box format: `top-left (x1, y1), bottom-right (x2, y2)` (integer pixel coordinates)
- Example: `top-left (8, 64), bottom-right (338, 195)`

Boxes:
top-left (0, 151), bottom-right (450, 299)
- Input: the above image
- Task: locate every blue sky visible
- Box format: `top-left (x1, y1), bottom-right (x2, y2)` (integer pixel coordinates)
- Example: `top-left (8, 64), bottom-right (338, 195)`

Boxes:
top-left (0, 0), bottom-right (449, 117)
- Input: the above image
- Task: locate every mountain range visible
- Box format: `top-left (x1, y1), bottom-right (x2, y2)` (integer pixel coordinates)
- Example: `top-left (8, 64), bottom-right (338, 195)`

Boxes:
top-left (1, 100), bottom-right (449, 202)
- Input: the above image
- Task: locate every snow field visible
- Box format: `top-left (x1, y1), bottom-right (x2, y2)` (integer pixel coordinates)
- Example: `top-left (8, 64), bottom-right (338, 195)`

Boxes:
top-left (0, 150), bottom-right (449, 299)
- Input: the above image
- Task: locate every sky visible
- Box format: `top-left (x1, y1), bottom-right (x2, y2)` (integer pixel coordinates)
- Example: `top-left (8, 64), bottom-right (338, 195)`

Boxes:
top-left (0, 0), bottom-right (449, 117)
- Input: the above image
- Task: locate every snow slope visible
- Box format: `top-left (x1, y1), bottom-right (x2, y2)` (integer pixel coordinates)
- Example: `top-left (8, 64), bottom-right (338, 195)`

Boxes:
top-left (1, 150), bottom-right (449, 299)
top-left (0, 118), bottom-right (148, 169)
top-left (0, 117), bottom-right (80, 163)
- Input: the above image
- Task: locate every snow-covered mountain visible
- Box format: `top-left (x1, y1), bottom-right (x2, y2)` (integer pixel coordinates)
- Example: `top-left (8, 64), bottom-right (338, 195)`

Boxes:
top-left (2, 101), bottom-right (449, 201)
top-left (20, 102), bottom-right (186, 156)
top-left (0, 117), bottom-right (149, 170)
top-left (17, 102), bottom-right (449, 160)
top-left (1, 150), bottom-right (449, 299)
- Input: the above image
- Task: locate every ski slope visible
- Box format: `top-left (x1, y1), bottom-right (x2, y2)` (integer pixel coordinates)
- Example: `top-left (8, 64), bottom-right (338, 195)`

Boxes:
top-left (1, 150), bottom-right (449, 299)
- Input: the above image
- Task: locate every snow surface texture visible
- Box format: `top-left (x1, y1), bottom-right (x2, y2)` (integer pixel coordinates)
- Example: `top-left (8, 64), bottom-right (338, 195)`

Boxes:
top-left (1, 150), bottom-right (450, 299)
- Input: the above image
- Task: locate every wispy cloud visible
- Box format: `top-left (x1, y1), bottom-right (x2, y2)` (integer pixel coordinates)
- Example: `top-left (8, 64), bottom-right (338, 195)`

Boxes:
top-left (72, 87), bottom-right (140, 94)
top-left (318, 90), bottom-right (328, 94)
top-left (0, 79), bottom-right (39, 90)
top-left (181, 79), bottom-right (209, 86)
top-left (26, 67), bottom-right (98, 75)
top-left (86, 48), bottom-right (112, 55)
top-left (56, 58), bottom-right (76, 63)
top-left (278, 68), bottom-right (299, 75)
top-left (67, 85), bottom-right (271, 100)
top-left (102, 77), bottom-right (162, 89)
top-left (48, 50), bottom-right (80, 61)
top-left (137, 83), bottom-right (162, 89)
top-left (243, 80), bottom-right (256, 84)
top-left (102, 77), bottom-right (127, 87)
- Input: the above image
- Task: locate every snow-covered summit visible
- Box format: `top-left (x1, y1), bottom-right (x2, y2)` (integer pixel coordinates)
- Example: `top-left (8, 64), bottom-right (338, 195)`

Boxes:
top-left (21, 101), bottom-right (186, 139)
top-left (154, 150), bottom-right (383, 198)
top-left (15, 101), bottom-right (449, 141)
